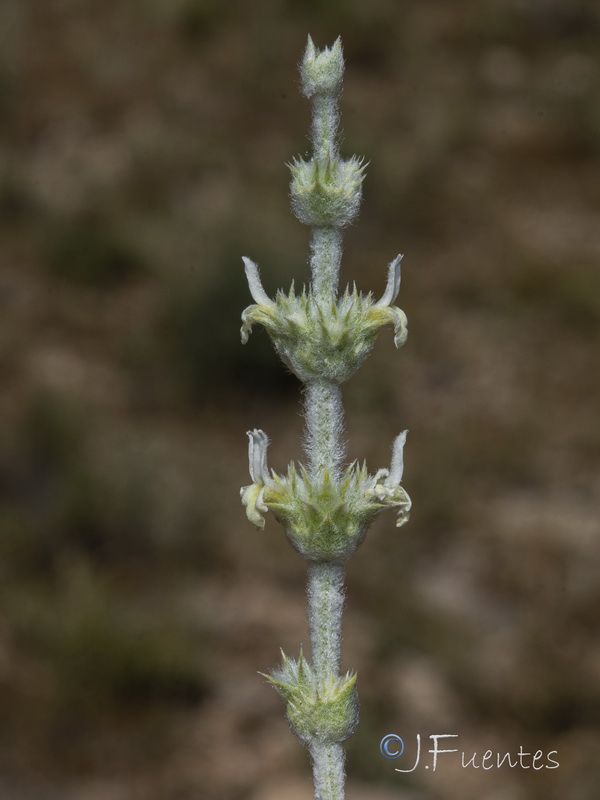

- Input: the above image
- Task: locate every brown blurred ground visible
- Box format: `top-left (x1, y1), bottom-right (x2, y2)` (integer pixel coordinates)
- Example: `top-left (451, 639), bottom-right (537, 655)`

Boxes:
top-left (1, 1), bottom-right (599, 798)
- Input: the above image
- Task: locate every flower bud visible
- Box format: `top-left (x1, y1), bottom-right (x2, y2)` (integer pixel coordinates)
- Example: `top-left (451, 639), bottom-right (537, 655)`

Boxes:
top-left (264, 651), bottom-right (359, 744)
top-left (289, 155), bottom-right (365, 228)
top-left (300, 36), bottom-right (344, 98)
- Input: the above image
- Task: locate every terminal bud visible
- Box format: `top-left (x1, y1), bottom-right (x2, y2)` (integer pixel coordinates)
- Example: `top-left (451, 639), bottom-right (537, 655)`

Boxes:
top-left (301, 36), bottom-right (344, 98)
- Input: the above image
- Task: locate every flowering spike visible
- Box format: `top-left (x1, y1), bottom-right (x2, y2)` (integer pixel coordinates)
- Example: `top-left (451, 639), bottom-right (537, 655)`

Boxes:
top-left (239, 38), bottom-right (411, 798)
top-left (375, 254), bottom-right (403, 308)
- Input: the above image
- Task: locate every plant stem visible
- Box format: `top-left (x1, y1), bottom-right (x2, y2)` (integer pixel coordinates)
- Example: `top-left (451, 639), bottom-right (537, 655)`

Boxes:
top-left (307, 561), bottom-right (345, 678)
top-left (310, 228), bottom-right (342, 304)
top-left (310, 227), bottom-right (343, 304)
top-left (304, 42), bottom-right (349, 800)
top-left (309, 741), bottom-right (346, 800)
top-left (312, 95), bottom-right (338, 162)
top-left (304, 381), bottom-right (345, 478)
top-left (305, 218), bottom-right (346, 800)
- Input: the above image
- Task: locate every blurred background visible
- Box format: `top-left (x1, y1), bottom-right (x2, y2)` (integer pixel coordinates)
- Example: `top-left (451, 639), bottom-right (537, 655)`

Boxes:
top-left (1, 1), bottom-right (599, 798)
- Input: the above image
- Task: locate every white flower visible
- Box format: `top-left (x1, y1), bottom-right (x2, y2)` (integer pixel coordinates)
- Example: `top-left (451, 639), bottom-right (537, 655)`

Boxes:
top-left (371, 431), bottom-right (411, 527)
top-left (240, 429), bottom-right (272, 528)
top-left (386, 429), bottom-right (407, 487)
top-left (375, 254), bottom-right (403, 309)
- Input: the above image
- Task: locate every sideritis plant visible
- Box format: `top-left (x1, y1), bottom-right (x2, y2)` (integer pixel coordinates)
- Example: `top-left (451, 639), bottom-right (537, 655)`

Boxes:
top-left (240, 36), bottom-right (411, 800)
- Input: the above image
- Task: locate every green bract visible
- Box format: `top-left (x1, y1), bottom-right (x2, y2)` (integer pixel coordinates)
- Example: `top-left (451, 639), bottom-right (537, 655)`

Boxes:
top-left (240, 429), bottom-right (411, 560)
top-left (241, 256), bottom-right (407, 383)
top-left (265, 462), bottom-right (410, 562)
top-left (265, 651), bottom-right (358, 744)
top-left (289, 155), bottom-right (366, 228)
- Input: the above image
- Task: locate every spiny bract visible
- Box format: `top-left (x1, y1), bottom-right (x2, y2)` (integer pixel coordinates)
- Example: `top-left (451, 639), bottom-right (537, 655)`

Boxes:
top-left (264, 649), bottom-right (359, 744)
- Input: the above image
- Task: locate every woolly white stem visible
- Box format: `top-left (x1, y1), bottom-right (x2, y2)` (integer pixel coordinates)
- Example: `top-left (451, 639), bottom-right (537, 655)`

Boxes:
top-left (307, 562), bottom-right (345, 678)
top-left (304, 381), bottom-right (345, 479)
top-left (304, 228), bottom-right (346, 800)
top-left (302, 40), bottom-right (349, 800)
top-left (310, 227), bottom-right (343, 306)
top-left (312, 94), bottom-right (339, 163)
top-left (307, 561), bottom-right (346, 800)
top-left (304, 225), bottom-right (347, 800)
top-left (309, 741), bottom-right (346, 800)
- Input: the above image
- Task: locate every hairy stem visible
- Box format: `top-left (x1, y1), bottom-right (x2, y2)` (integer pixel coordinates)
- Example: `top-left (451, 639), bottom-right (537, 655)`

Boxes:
top-left (310, 227), bottom-right (343, 306)
top-left (307, 562), bottom-right (345, 678)
top-left (304, 209), bottom-right (346, 800)
top-left (304, 380), bottom-right (345, 479)
top-left (309, 742), bottom-right (346, 800)
top-left (304, 41), bottom-right (349, 800)
top-left (312, 94), bottom-right (339, 163)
